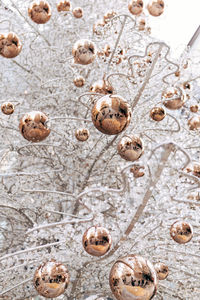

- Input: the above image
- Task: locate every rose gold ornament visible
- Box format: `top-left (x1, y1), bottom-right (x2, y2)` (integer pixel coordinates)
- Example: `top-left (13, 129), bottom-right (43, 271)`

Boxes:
top-left (91, 94), bottom-right (131, 135)
top-left (183, 82), bottom-right (191, 90)
top-left (128, 0), bottom-right (143, 15)
top-left (170, 220), bottom-right (193, 244)
top-left (72, 7), bottom-right (83, 18)
top-left (90, 79), bottom-right (114, 95)
top-left (188, 115), bottom-right (200, 130)
top-left (57, 1), bottom-right (71, 12)
top-left (0, 32), bottom-right (22, 58)
top-left (162, 87), bottom-right (185, 110)
top-left (147, 0), bottom-right (164, 17)
top-left (150, 107), bottom-right (166, 121)
top-left (28, 1), bottom-right (51, 24)
top-left (117, 135), bottom-right (144, 162)
top-left (72, 39), bottom-right (96, 65)
top-left (19, 111), bottom-right (50, 142)
top-left (34, 260), bottom-right (70, 298)
top-left (1, 102), bottom-right (14, 115)
top-left (109, 255), bottom-right (157, 300)
top-left (82, 226), bottom-right (112, 256)
top-left (190, 105), bottom-right (198, 113)
top-left (74, 76), bottom-right (85, 87)
top-left (154, 263), bottom-right (169, 280)
top-left (104, 44), bottom-right (111, 57)
top-left (130, 165), bottom-right (145, 178)
top-left (75, 128), bottom-right (90, 141)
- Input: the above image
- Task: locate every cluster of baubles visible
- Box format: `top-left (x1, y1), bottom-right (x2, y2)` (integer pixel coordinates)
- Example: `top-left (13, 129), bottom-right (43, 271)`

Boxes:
top-left (128, 0), bottom-right (164, 17)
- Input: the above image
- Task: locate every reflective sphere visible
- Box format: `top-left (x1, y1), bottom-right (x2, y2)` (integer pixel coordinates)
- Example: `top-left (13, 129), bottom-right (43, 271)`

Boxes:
top-left (82, 226), bottom-right (112, 256)
top-left (0, 32), bottom-right (22, 58)
top-left (162, 87), bottom-right (184, 110)
top-left (170, 220), bottom-right (193, 244)
top-left (73, 7), bottom-right (83, 18)
top-left (117, 135), bottom-right (144, 161)
top-left (57, 0), bottom-right (71, 12)
top-left (1, 102), bottom-right (14, 115)
top-left (190, 105), bottom-right (198, 113)
top-left (28, 1), bottom-right (51, 24)
top-left (34, 260), bottom-right (70, 298)
top-left (154, 263), bottom-right (169, 280)
top-left (150, 107), bottom-right (166, 121)
top-left (188, 115), bottom-right (200, 130)
top-left (147, 0), bottom-right (164, 17)
top-left (19, 111), bottom-right (50, 142)
top-left (91, 94), bottom-right (131, 135)
top-left (75, 128), bottom-right (90, 141)
top-left (74, 76), bottom-right (85, 87)
top-left (72, 39), bottom-right (96, 65)
top-left (90, 79), bottom-right (114, 95)
top-left (109, 255), bottom-right (157, 300)
top-left (128, 0), bottom-right (143, 15)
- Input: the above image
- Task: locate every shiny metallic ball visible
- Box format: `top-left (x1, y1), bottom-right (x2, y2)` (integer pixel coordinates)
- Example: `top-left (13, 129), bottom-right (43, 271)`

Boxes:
top-left (128, 0), bottom-right (143, 15)
top-left (91, 94), bottom-right (131, 135)
top-left (74, 76), bottom-right (85, 87)
top-left (162, 87), bottom-right (184, 110)
top-left (28, 1), bottom-right (51, 24)
top-left (82, 226), bottom-right (112, 256)
top-left (75, 128), bottom-right (90, 142)
top-left (188, 115), bottom-right (200, 130)
top-left (19, 111), bottom-right (50, 142)
top-left (117, 135), bottom-right (144, 161)
top-left (109, 255), bottom-right (157, 300)
top-left (147, 0), bottom-right (164, 17)
top-left (72, 39), bottom-right (96, 65)
top-left (1, 102), bottom-right (14, 115)
top-left (57, 0), bottom-right (71, 12)
top-left (73, 7), bottom-right (83, 18)
top-left (34, 260), bottom-right (70, 298)
top-left (154, 263), bottom-right (169, 280)
top-left (0, 32), bottom-right (22, 58)
top-left (190, 105), bottom-right (198, 113)
top-left (90, 79), bottom-right (114, 95)
top-left (150, 107), bottom-right (166, 121)
top-left (170, 220), bottom-right (193, 244)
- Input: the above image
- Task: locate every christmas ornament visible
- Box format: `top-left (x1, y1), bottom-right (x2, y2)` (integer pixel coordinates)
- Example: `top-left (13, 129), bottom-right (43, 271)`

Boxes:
top-left (154, 263), bottom-right (169, 280)
top-left (128, 0), bottom-right (144, 16)
top-left (57, 1), bottom-right (71, 12)
top-left (72, 7), bottom-right (83, 18)
top-left (188, 115), bottom-right (200, 130)
top-left (117, 135), bottom-right (144, 161)
top-left (90, 79), bottom-right (114, 95)
top-left (0, 32), bottom-right (22, 58)
top-left (75, 128), bottom-right (90, 141)
top-left (149, 107), bottom-right (166, 121)
top-left (28, 1), bottom-right (51, 24)
top-left (147, 0), bottom-right (164, 17)
top-left (162, 87), bottom-right (185, 110)
top-left (1, 102), bottom-right (14, 115)
top-left (74, 76), bottom-right (85, 87)
top-left (190, 105), bottom-right (198, 113)
top-left (170, 220), bottom-right (193, 244)
top-left (72, 39), bottom-right (96, 65)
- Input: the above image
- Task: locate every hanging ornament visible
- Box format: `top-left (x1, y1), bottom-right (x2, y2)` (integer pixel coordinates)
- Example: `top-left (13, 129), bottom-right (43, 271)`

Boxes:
top-left (0, 32), bottom-right (22, 58)
top-left (190, 105), bottom-right (198, 113)
top-left (57, 1), bottom-right (71, 12)
top-left (34, 260), bottom-right (70, 298)
top-left (109, 255), bottom-right (157, 300)
top-left (82, 226), bottom-right (112, 256)
top-left (150, 107), bottom-right (166, 121)
top-left (28, 1), bottom-right (51, 24)
top-left (74, 76), bottom-right (85, 87)
top-left (91, 94), bottom-right (131, 135)
top-left (72, 39), bottom-right (96, 65)
top-left (154, 263), bottom-right (169, 280)
top-left (19, 111), bottom-right (50, 142)
top-left (162, 86), bottom-right (185, 110)
top-left (75, 128), bottom-right (90, 141)
top-left (128, 0), bottom-right (144, 15)
top-left (90, 79), bottom-right (114, 95)
top-left (117, 135), bottom-right (144, 161)
top-left (72, 7), bottom-right (83, 18)
top-left (170, 220), bottom-right (193, 244)
top-left (1, 102), bottom-right (15, 115)
top-left (147, 0), bottom-right (164, 17)
top-left (188, 115), bottom-right (200, 130)
top-left (130, 165), bottom-right (145, 178)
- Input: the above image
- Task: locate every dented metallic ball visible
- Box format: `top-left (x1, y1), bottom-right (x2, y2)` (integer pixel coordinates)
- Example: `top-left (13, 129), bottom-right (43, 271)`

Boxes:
top-left (154, 263), bottom-right (169, 280)
top-left (72, 7), bottom-right (83, 18)
top-left (82, 226), bottom-right (112, 257)
top-left (90, 79), bottom-right (114, 95)
top-left (1, 102), bottom-right (14, 115)
top-left (162, 87), bottom-right (185, 110)
top-left (74, 76), bottom-right (85, 87)
top-left (188, 115), bottom-right (200, 130)
top-left (91, 94), bottom-right (131, 135)
top-left (147, 0), bottom-right (164, 17)
top-left (19, 111), bottom-right (50, 142)
top-left (57, 0), bottom-right (71, 12)
top-left (109, 255), bottom-right (157, 300)
top-left (72, 39), bottom-right (96, 65)
top-left (117, 135), bottom-right (144, 161)
top-left (128, 0), bottom-right (143, 15)
top-left (150, 107), bottom-right (166, 121)
top-left (34, 260), bottom-right (70, 298)
top-left (75, 128), bottom-right (90, 142)
top-left (28, 1), bottom-right (51, 24)
top-left (0, 32), bottom-right (22, 58)
top-left (170, 220), bottom-right (193, 244)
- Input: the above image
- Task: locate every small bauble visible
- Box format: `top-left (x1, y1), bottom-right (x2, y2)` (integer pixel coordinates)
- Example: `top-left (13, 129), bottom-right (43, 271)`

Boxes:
top-left (162, 87), bottom-right (184, 110)
top-left (75, 128), bottom-right (90, 141)
top-left (57, 0), bottom-right (71, 12)
top-left (91, 94), bottom-right (131, 135)
top-left (190, 105), bottom-right (198, 113)
top-left (130, 165), bottom-right (145, 178)
top-left (82, 226), bottom-right (112, 256)
top-left (117, 135), bottom-right (144, 161)
top-left (0, 32), bottom-right (22, 58)
top-left (90, 79), bottom-right (114, 95)
top-left (147, 0), bottom-right (164, 17)
top-left (74, 76), bottom-right (85, 87)
top-left (28, 1), bottom-right (51, 24)
top-left (170, 220), bottom-right (193, 244)
top-left (154, 263), bottom-right (169, 280)
top-left (19, 111), bottom-right (50, 142)
top-left (128, 0), bottom-right (143, 15)
top-left (188, 115), bottom-right (200, 130)
top-left (150, 107), bottom-right (166, 121)
top-left (1, 102), bottom-right (14, 115)
top-left (109, 255), bottom-right (157, 300)
top-left (72, 7), bottom-right (83, 18)
top-left (72, 39), bottom-right (96, 65)
top-left (34, 260), bottom-right (70, 298)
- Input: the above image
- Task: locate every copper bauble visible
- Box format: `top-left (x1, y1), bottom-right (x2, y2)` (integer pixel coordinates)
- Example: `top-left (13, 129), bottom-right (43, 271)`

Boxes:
top-left (170, 220), bottom-right (193, 244)
top-left (154, 263), bottom-right (169, 280)
top-left (19, 111), bottom-right (50, 142)
top-left (28, 1), bottom-right (51, 24)
top-left (72, 7), bottom-right (83, 18)
top-left (34, 260), bottom-right (70, 298)
top-left (72, 39), bottom-right (96, 65)
top-left (147, 0), bottom-right (164, 17)
top-left (0, 32), bottom-right (22, 58)
top-left (1, 102), bottom-right (14, 115)
top-left (190, 105), bottom-right (198, 113)
top-left (117, 135), bottom-right (144, 161)
top-left (82, 226), bottom-right (112, 256)
top-left (90, 79), bottom-right (114, 95)
top-left (109, 255), bottom-right (157, 300)
top-left (162, 87), bottom-right (184, 110)
top-left (188, 115), bottom-right (200, 130)
top-left (57, 1), bottom-right (71, 12)
top-left (91, 94), bottom-right (131, 135)
top-left (75, 128), bottom-right (90, 141)
top-left (150, 107), bottom-right (166, 121)
top-left (74, 76), bottom-right (85, 87)
top-left (128, 0), bottom-right (143, 15)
